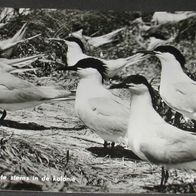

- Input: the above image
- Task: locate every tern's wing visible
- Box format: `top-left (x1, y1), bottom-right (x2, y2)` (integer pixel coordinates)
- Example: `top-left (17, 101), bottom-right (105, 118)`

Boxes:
top-left (102, 27), bottom-right (125, 39)
top-left (0, 72), bottom-right (71, 103)
top-left (88, 97), bottom-right (129, 118)
top-left (161, 81), bottom-right (196, 114)
top-left (0, 62), bottom-right (14, 72)
top-left (140, 124), bottom-right (196, 164)
top-left (0, 71), bottom-right (35, 90)
top-left (1, 54), bottom-right (42, 67)
top-left (0, 80), bottom-right (72, 104)
top-left (0, 87), bottom-right (45, 103)
top-left (174, 81), bottom-right (196, 94)
top-left (87, 97), bottom-right (129, 140)
top-left (172, 81), bottom-right (196, 112)
top-left (0, 72), bottom-right (46, 102)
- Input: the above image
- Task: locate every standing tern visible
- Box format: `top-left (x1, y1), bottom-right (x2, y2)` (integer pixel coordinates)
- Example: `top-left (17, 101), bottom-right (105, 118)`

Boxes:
top-left (64, 58), bottom-right (130, 147)
top-left (142, 45), bottom-right (196, 121)
top-left (111, 74), bottom-right (196, 185)
top-left (57, 36), bottom-right (146, 78)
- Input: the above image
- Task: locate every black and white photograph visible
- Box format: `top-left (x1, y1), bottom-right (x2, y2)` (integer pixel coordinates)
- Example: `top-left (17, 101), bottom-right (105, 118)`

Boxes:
top-left (0, 7), bottom-right (196, 194)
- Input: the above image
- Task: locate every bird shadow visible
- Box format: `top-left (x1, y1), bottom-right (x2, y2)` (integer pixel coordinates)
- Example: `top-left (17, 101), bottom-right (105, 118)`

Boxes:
top-left (1, 119), bottom-right (85, 131)
top-left (143, 183), bottom-right (196, 193)
top-left (5, 181), bottom-right (43, 191)
top-left (87, 145), bottom-right (141, 160)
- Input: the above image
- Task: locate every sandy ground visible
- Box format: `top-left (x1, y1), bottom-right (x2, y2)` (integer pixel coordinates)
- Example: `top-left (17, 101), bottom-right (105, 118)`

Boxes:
top-left (0, 99), bottom-right (195, 193)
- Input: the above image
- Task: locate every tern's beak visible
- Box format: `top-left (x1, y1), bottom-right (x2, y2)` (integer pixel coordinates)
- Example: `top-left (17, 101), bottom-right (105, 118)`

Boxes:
top-left (110, 81), bottom-right (137, 90)
top-left (65, 65), bottom-right (77, 71)
top-left (109, 82), bottom-right (130, 89)
top-left (136, 50), bottom-right (156, 55)
top-left (57, 64), bottom-right (77, 71)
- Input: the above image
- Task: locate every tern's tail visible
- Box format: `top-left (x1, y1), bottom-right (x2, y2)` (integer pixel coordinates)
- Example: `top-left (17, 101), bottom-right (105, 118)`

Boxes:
top-left (10, 68), bottom-right (37, 74)
top-left (124, 53), bottom-right (149, 67)
top-left (12, 23), bottom-right (27, 42)
top-left (186, 12), bottom-right (196, 19)
top-left (0, 33), bottom-right (41, 53)
top-left (104, 27), bottom-right (125, 40)
top-left (2, 54), bottom-right (43, 68)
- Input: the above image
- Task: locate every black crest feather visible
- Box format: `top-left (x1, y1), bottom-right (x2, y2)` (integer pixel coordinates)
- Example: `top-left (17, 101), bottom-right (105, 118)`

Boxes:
top-left (66, 37), bottom-right (85, 52)
top-left (111, 75), bottom-right (157, 107)
top-left (124, 75), bottom-right (156, 103)
top-left (154, 45), bottom-right (185, 68)
top-left (74, 58), bottom-right (108, 80)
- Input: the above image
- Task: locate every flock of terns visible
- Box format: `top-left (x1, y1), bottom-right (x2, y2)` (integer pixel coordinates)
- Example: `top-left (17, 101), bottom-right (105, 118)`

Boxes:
top-left (1, 9), bottom-right (196, 187)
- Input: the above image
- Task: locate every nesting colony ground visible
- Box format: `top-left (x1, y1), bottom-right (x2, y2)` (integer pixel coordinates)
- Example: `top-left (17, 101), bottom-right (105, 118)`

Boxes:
top-left (0, 9), bottom-right (196, 193)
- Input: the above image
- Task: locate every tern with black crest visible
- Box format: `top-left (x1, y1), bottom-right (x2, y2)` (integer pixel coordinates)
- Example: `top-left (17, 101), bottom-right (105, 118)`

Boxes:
top-left (50, 36), bottom-right (146, 78)
top-left (64, 58), bottom-right (130, 148)
top-left (69, 27), bottom-right (125, 48)
top-left (142, 45), bottom-right (196, 121)
top-left (112, 74), bottom-right (196, 185)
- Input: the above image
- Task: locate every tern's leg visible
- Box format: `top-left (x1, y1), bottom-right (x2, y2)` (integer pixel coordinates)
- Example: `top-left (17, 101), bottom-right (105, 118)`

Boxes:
top-left (111, 142), bottom-right (115, 149)
top-left (164, 170), bottom-right (169, 185)
top-left (0, 110), bottom-right (7, 125)
top-left (160, 166), bottom-right (165, 186)
top-left (104, 141), bottom-right (108, 148)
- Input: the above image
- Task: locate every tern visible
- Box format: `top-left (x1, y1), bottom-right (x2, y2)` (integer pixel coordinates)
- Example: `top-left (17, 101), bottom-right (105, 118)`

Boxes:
top-left (142, 45), bottom-right (196, 121)
top-left (0, 8), bottom-right (14, 23)
top-left (111, 74), bottom-right (196, 185)
top-left (0, 54), bottom-right (43, 73)
top-left (132, 17), bottom-right (152, 32)
top-left (136, 33), bottom-right (176, 50)
top-left (0, 61), bottom-right (36, 74)
top-left (58, 36), bottom-right (146, 78)
top-left (0, 54), bottom-right (42, 68)
top-left (16, 8), bottom-right (31, 16)
top-left (69, 27), bottom-right (125, 48)
top-left (146, 33), bottom-right (176, 50)
top-left (152, 11), bottom-right (196, 25)
top-left (64, 58), bottom-right (130, 148)
top-left (0, 23), bottom-right (41, 58)
top-left (0, 70), bottom-right (75, 124)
